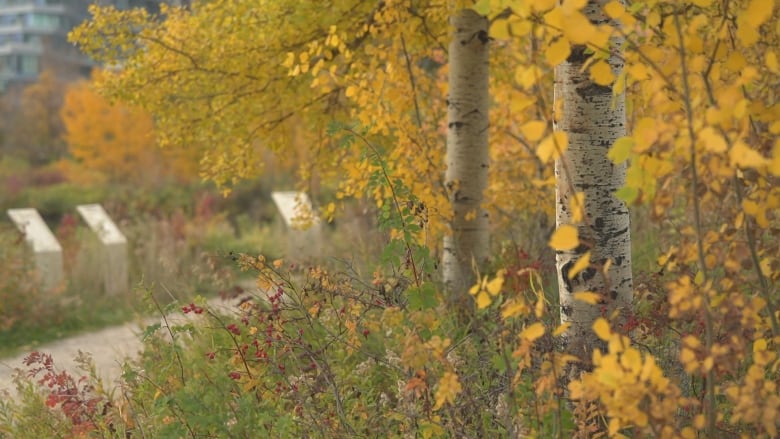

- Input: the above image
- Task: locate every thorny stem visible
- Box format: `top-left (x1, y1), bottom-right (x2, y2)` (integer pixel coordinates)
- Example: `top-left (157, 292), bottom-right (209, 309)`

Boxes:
top-left (673, 10), bottom-right (716, 437)
top-left (345, 127), bottom-right (423, 288)
top-left (153, 284), bottom-right (186, 386)
top-left (207, 311), bottom-right (255, 382)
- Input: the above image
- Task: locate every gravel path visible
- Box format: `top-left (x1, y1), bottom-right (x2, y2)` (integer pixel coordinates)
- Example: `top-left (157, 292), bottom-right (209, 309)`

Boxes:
top-left (0, 296), bottom-right (241, 399)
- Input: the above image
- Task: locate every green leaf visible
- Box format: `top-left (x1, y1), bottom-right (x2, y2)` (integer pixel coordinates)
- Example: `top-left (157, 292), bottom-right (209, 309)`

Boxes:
top-left (615, 186), bottom-right (639, 204)
top-left (608, 136), bottom-right (634, 164)
top-left (407, 282), bottom-right (438, 310)
top-left (142, 323), bottom-right (161, 341)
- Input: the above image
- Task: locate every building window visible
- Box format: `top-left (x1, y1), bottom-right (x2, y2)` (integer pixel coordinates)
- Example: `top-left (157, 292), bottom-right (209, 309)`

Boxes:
top-left (25, 13), bottom-right (60, 30)
top-left (20, 54), bottom-right (38, 75)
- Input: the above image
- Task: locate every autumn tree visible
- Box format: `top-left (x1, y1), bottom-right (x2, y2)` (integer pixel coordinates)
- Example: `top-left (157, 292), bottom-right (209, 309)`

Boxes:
top-left (0, 69), bottom-right (68, 165)
top-left (69, 1), bottom-right (543, 286)
top-left (553, 1), bottom-right (632, 368)
top-left (61, 73), bottom-right (198, 185)
top-left (443, 9), bottom-right (490, 303)
top-left (56, 0), bottom-right (780, 436)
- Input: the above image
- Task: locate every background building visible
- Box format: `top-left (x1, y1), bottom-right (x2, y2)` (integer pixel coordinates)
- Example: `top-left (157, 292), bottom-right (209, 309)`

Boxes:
top-left (0, 0), bottom-right (161, 92)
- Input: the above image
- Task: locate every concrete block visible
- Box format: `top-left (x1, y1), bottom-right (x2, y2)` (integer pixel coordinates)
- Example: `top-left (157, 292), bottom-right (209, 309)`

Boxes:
top-left (270, 191), bottom-right (322, 259)
top-left (76, 204), bottom-right (128, 295)
top-left (7, 208), bottom-right (63, 291)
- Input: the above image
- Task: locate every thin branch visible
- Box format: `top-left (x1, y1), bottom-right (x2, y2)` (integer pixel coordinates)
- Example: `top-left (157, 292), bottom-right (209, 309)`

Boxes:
top-left (672, 9), bottom-right (716, 436)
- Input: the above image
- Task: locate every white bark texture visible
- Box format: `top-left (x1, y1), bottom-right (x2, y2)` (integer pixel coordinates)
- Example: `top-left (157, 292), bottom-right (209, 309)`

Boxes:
top-left (554, 1), bottom-right (633, 362)
top-left (443, 9), bottom-right (490, 301)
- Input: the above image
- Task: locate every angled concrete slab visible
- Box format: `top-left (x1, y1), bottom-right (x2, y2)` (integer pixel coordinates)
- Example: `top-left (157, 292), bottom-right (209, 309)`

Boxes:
top-left (76, 204), bottom-right (128, 295)
top-left (7, 208), bottom-right (63, 291)
top-left (271, 191), bottom-right (322, 259)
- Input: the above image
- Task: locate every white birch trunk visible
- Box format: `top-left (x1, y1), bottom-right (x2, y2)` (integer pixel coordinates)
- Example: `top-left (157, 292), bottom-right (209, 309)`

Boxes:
top-left (443, 9), bottom-right (490, 304)
top-left (554, 1), bottom-right (632, 363)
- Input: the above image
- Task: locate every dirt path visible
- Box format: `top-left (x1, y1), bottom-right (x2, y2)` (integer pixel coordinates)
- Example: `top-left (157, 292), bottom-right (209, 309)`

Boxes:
top-left (0, 296), bottom-right (240, 398)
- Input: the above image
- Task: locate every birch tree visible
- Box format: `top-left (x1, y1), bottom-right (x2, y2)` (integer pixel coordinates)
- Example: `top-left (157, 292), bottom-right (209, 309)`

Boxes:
top-left (443, 9), bottom-right (490, 304)
top-left (553, 0), bottom-right (632, 364)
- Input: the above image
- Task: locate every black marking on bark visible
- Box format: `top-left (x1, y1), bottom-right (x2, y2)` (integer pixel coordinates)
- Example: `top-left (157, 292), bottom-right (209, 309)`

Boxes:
top-left (594, 217), bottom-right (605, 231)
top-left (617, 226), bottom-right (629, 236)
top-left (576, 82), bottom-right (612, 98)
top-left (449, 121), bottom-right (464, 129)
top-left (566, 45), bottom-right (588, 63)
top-left (574, 243), bottom-right (590, 254)
top-left (562, 304), bottom-right (573, 317)
top-left (581, 267), bottom-right (597, 283)
top-left (477, 30), bottom-right (490, 44)
top-left (561, 260), bottom-right (574, 292)
top-left (614, 256), bottom-right (624, 266)
top-left (609, 290), bottom-right (618, 300)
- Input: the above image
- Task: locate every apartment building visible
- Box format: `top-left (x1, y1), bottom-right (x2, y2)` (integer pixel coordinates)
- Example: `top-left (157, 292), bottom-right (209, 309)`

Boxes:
top-left (0, 0), bottom-right (160, 91)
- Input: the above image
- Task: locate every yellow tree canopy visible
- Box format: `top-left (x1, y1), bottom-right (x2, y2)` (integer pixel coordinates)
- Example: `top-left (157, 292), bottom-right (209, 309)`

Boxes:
top-left (69, 0), bottom-right (550, 237)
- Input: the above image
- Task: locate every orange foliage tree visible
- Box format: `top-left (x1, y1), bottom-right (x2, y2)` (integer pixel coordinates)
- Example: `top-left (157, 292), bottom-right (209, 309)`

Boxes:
top-left (61, 73), bottom-right (198, 185)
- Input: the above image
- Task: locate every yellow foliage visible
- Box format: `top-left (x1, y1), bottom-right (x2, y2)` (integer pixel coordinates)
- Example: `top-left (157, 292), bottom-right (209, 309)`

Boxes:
top-left (433, 371), bottom-right (462, 411)
top-left (548, 224), bottom-right (579, 251)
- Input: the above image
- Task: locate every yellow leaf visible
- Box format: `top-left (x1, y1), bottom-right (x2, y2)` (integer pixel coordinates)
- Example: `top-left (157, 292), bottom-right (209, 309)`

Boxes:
top-left (476, 291), bottom-right (492, 309)
top-left (633, 117), bottom-right (658, 153)
top-left (562, 12), bottom-right (596, 45)
top-left (568, 251), bottom-right (591, 279)
top-left (590, 60), bottom-right (615, 86)
top-left (608, 418), bottom-right (622, 436)
top-left (501, 299), bottom-right (529, 319)
top-left (730, 141), bottom-right (769, 168)
top-left (574, 291), bottom-right (601, 305)
top-left (699, 127), bottom-right (727, 153)
top-left (281, 52), bottom-right (295, 68)
top-left (737, 18), bottom-right (760, 47)
top-left (486, 271), bottom-right (505, 296)
top-left (744, 0), bottom-right (773, 27)
top-left (531, 0), bottom-right (556, 12)
top-left (603, 1), bottom-right (624, 19)
top-left (562, 0), bottom-right (587, 13)
top-left (546, 37), bottom-right (571, 66)
top-left (593, 318), bottom-right (611, 341)
top-left (754, 338), bottom-right (768, 352)
top-left (553, 322), bottom-right (571, 336)
top-left (690, 0), bottom-right (712, 5)
top-left (543, 7), bottom-right (563, 29)
top-left (433, 372), bottom-right (462, 411)
top-left (694, 270), bottom-right (704, 286)
top-left (491, 19), bottom-right (510, 40)
top-left (469, 276), bottom-right (486, 296)
top-left (767, 51), bottom-right (779, 73)
top-left (537, 131), bottom-right (569, 162)
top-left (520, 120), bottom-right (547, 142)
top-left (520, 322), bottom-right (546, 342)
top-left (549, 224), bottom-right (579, 251)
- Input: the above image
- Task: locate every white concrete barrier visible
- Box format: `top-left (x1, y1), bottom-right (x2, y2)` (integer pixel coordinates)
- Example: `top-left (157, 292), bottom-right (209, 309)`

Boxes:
top-left (7, 208), bottom-right (63, 291)
top-left (76, 204), bottom-right (128, 295)
top-left (271, 191), bottom-right (322, 259)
